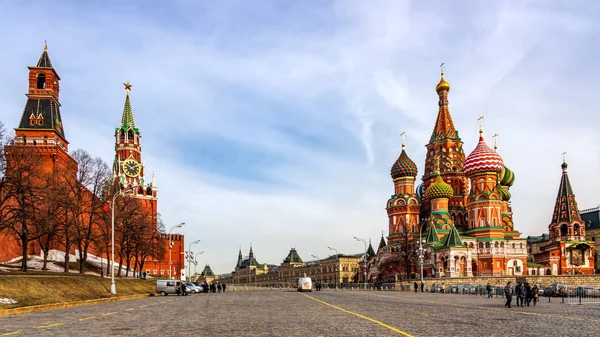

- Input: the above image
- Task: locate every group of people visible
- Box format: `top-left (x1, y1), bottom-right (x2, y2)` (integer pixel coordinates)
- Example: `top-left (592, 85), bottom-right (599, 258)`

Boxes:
top-left (202, 282), bottom-right (226, 293)
top-left (504, 281), bottom-right (540, 308)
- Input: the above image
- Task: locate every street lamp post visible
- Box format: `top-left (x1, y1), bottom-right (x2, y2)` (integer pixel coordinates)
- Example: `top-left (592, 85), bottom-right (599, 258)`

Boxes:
top-left (417, 220), bottom-right (426, 292)
top-left (194, 251), bottom-right (204, 276)
top-left (328, 247), bottom-right (339, 290)
top-left (354, 237), bottom-right (368, 289)
top-left (186, 240), bottom-right (201, 282)
top-left (311, 255), bottom-right (321, 282)
top-left (168, 222), bottom-right (185, 280)
top-left (110, 186), bottom-right (134, 295)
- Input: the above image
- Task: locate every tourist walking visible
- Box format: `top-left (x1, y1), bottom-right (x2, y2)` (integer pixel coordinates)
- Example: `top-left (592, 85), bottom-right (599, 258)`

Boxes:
top-left (414, 282), bottom-right (418, 292)
top-left (525, 283), bottom-right (532, 306)
top-left (222, 283), bottom-right (227, 292)
top-left (504, 282), bottom-right (513, 308)
top-left (217, 283), bottom-right (222, 293)
top-left (486, 282), bottom-right (493, 298)
top-left (441, 283), bottom-right (446, 294)
top-left (532, 284), bottom-right (539, 306)
top-left (515, 283), bottom-right (523, 307)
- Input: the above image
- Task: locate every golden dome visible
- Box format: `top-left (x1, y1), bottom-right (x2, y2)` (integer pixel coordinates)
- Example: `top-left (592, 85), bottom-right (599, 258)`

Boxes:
top-left (436, 74), bottom-right (450, 92)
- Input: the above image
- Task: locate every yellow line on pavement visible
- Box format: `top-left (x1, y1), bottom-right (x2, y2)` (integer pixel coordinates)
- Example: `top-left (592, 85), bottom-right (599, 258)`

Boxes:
top-left (102, 312), bottom-right (117, 316)
top-left (139, 305), bottom-right (148, 308)
top-left (0, 331), bottom-right (20, 336)
top-left (79, 316), bottom-right (95, 321)
top-left (365, 293), bottom-right (600, 323)
top-left (124, 308), bottom-right (134, 311)
top-left (38, 323), bottom-right (64, 329)
top-left (302, 294), bottom-right (414, 337)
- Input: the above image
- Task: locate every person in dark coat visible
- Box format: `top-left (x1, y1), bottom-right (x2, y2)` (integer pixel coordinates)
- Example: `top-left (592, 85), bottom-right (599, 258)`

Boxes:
top-left (203, 282), bottom-right (209, 293)
top-left (211, 283), bottom-right (216, 293)
top-left (181, 282), bottom-right (187, 296)
top-left (525, 283), bottom-right (532, 306)
top-left (504, 282), bottom-right (514, 308)
top-left (222, 283), bottom-right (227, 292)
top-left (217, 283), bottom-right (222, 293)
top-left (515, 283), bottom-right (523, 307)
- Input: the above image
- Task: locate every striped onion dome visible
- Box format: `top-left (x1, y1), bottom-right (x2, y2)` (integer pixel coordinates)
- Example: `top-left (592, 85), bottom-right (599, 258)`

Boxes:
top-left (464, 134), bottom-right (504, 176)
top-left (499, 166), bottom-right (515, 187)
top-left (391, 149), bottom-right (418, 179)
top-left (416, 183), bottom-right (424, 199)
top-left (424, 174), bottom-right (454, 200)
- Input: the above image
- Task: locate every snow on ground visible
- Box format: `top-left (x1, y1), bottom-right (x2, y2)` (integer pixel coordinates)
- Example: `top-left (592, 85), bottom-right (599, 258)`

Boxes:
top-left (1, 252), bottom-right (132, 276)
top-left (0, 298), bottom-right (17, 304)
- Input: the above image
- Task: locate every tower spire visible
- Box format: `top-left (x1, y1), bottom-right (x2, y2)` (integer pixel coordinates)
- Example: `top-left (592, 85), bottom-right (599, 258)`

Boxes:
top-left (550, 158), bottom-right (582, 226)
top-left (431, 64), bottom-right (457, 142)
top-left (120, 82), bottom-right (136, 131)
top-left (401, 131), bottom-right (406, 150)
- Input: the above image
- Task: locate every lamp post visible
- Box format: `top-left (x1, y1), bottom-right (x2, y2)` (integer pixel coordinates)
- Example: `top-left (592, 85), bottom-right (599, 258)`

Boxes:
top-left (110, 186), bottom-right (134, 295)
top-left (168, 222), bottom-right (185, 280)
top-left (311, 255), bottom-right (321, 282)
top-left (186, 240), bottom-right (201, 282)
top-left (354, 237), bottom-right (368, 289)
top-left (328, 247), bottom-right (339, 290)
top-left (417, 220), bottom-right (425, 292)
top-left (194, 251), bottom-right (204, 276)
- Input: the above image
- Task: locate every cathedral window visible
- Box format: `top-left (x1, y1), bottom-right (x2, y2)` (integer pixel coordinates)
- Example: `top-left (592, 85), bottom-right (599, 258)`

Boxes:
top-left (560, 224), bottom-right (568, 237)
top-left (128, 130), bottom-right (134, 141)
top-left (36, 73), bottom-right (46, 89)
top-left (494, 242), bottom-right (498, 248)
top-left (120, 130), bottom-right (125, 141)
top-left (574, 224), bottom-right (580, 236)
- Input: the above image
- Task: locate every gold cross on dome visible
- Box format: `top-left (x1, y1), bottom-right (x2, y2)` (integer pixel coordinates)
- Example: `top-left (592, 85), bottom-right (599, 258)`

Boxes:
top-left (123, 81), bottom-right (133, 92)
top-left (401, 131), bottom-right (406, 148)
top-left (440, 62), bottom-right (445, 75)
top-left (477, 116), bottom-right (484, 133)
top-left (562, 152), bottom-right (567, 162)
top-left (492, 133), bottom-right (499, 151)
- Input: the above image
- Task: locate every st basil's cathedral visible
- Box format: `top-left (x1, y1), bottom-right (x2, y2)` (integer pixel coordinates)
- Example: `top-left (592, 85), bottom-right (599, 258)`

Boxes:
top-left (366, 69), bottom-right (530, 280)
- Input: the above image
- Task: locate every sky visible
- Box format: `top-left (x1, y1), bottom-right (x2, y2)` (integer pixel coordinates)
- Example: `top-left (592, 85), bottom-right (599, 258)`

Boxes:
top-left (0, 0), bottom-right (599, 275)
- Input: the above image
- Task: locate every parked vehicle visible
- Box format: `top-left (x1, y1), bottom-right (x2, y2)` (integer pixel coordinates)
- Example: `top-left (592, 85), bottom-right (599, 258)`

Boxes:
top-left (297, 276), bottom-right (312, 292)
top-left (185, 282), bottom-right (203, 293)
top-left (157, 279), bottom-right (183, 296)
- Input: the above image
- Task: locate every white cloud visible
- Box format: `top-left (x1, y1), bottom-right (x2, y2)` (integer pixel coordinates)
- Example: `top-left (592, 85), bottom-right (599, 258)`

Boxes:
top-left (0, 1), bottom-right (598, 274)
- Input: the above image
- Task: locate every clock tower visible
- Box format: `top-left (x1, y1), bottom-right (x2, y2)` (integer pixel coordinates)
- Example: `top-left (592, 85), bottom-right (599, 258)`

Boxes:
top-left (113, 82), bottom-right (157, 203)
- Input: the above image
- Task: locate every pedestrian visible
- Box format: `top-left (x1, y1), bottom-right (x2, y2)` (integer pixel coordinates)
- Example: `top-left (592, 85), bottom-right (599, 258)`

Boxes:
top-left (211, 283), bottom-right (216, 293)
top-left (414, 282), bottom-right (418, 292)
top-left (441, 283), bottom-right (445, 294)
top-left (525, 283), bottom-right (532, 306)
top-left (518, 283), bottom-right (525, 307)
top-left (222, 283), bottom-right (227, 292)
top-left (504, 281), bottom-right (513, 308)
top-left (515, 283), bottom-right (523, 307)
top-left (203, 282), bottom-right (209, 293)
top-left (486, 282), bottom-right (493, 298)
top-left (217, 283), bottom-right (222, 293)
top-left (420, 282), bottom-right (424, 293)
top-left (175, 282), bottom-right (181, 296)
top-left (181, 282), bottom-right (187, 296)
top-left (532, 284), bottom-right (539, 306)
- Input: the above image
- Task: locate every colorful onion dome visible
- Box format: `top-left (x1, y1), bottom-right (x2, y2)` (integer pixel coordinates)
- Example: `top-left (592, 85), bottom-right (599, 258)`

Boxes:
top-left (424, 174), bottom-right (454, 200)
top-left (436, 74), bottom-right (450, 92)
top-left (391, 148), bottom-right (418, 179)
top-left (499, 166), bottom-right (515, 187)
top-left (497, 184), bottom-right (512, 201)
top-left (416, 183), bottom-right (424, 199)
top-left (464, 134), bottom-right (504, 176)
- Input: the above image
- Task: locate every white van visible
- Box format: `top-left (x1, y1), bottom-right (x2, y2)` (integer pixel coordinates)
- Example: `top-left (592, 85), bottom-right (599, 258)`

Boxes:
top-left (297, 276), bottom-right (312, 292)
top-left (156, 279), bottom-right (183, 296)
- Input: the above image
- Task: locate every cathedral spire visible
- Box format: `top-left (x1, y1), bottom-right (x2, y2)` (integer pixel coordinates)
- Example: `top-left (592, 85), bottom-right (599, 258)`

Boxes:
top-left (550, 157), bottom-right (582, 226)
top-left (431, 64), bottom-right (457, 142)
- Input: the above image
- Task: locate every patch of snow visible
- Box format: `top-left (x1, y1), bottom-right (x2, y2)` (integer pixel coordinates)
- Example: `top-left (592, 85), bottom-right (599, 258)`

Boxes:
top-left (0, 298), bottom-right (17, 304)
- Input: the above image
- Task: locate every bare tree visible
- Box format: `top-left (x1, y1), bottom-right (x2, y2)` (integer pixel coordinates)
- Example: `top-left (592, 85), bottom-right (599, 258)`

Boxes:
top-left (377, 232), bottom-right (416, 281)
top-left (1, 144), bottom-right (45, 271)
top-left (70, 149), bottom-right (111, 273)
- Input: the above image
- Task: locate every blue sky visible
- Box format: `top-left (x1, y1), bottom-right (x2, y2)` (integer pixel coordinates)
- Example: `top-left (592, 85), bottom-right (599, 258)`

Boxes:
top-left (1, 0), bottom-right (599, 274)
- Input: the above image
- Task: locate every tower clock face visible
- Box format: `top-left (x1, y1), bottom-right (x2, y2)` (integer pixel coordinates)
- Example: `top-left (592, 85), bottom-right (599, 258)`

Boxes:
top-left (122, 159), bottom-right (141, 178)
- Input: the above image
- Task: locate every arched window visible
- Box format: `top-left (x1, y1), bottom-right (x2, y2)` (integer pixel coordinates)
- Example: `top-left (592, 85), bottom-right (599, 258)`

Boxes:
top-left (485, 242), bottom-right (490, 248)
top-left (120, 130), bottom-right (125, 141)
top-left (494, 242), bottom-right (499, 248)
top-left (500, 242), bottom-right (504, 248)
top-left (560, 224), bottom-right (568, 237)
top-left (478, 242), bottom-right (483, 249)
top-left (37, 73), bottom-right (46, 89)
top-left (574, 224), bottom-right (580, 236)
top-left (127, 130), bottom-right (134, 140)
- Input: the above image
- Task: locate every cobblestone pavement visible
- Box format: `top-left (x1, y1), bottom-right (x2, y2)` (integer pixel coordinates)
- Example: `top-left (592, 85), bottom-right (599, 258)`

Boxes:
top-left (0, 289), bottom-right (598, 336)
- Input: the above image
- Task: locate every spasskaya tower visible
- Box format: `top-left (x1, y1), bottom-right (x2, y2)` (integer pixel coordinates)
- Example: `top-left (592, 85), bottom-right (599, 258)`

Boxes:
top-left (113, 82), bottom-right (157, 209)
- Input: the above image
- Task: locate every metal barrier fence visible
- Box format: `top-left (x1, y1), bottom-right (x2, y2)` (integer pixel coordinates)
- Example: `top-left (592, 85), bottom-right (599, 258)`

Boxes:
top-left (564, 286), bottom-right (600, 305)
